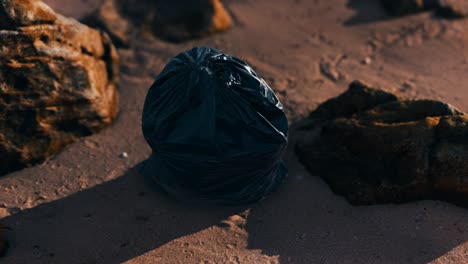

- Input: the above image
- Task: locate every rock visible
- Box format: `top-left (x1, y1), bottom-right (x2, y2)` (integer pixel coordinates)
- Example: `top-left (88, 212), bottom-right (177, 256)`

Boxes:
top-left (0, 0), bottom-right (57, 28)
top-left (361, 57), bottom-right (372, 65)
top-left (308, 80), bottom-right (398, 121)
top-left (81, 0), bottom-right (131, 47)
top-left (381, 0), bottom-right (439, 15)
top-left (83, 0), bottom-right (232, 43)
top-left (296, 81), bottom-right (468, 205)
top-left (150, 0), bottom-right (232, 42)
top-left (431, 115), bottom-right (468, 202)
top-left (0, 0), bottom-right (119, 176)
top-left (438, 0), bottom-right (468, 18)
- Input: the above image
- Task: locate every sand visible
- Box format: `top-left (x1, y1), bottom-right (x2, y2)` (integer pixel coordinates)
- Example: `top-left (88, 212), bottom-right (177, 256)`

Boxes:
top-left (0, 0), bottom-right (467, 263)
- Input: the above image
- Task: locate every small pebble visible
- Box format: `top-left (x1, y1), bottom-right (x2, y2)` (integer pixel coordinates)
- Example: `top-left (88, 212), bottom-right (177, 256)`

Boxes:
top-left (119, 152), bottom-right (128, 159)
top-left (362, 57), bottom-right (372, 65)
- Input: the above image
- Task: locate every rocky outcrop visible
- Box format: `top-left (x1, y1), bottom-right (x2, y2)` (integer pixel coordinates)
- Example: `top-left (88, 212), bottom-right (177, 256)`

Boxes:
top-left (0, 0), bottom-right (119, 176)
top-left (82, 0), bottom-right (232, 45)
top-left (296, 81), bottom-right (468, 205)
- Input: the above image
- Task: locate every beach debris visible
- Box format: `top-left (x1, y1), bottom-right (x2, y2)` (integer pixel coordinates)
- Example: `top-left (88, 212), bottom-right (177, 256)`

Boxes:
top-left (142, 47), bottom-right (288, 204)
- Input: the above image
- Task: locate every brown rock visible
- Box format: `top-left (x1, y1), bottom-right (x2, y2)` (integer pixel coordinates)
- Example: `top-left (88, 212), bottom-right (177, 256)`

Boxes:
top-left (83, 0), bottom-right (232, 43)
top-left (127, 0), bottom-right (232, 42)
top-left (296, 81), bottom-right (468, 205)
top-left (0, 0), bottom-right (57, 28)
top-left (0, 0), bottom-right (119, 176)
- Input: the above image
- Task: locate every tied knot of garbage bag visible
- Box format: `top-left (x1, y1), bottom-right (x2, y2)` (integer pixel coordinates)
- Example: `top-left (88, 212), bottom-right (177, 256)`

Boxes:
top-left (142, 47), bottom-right (288, 204)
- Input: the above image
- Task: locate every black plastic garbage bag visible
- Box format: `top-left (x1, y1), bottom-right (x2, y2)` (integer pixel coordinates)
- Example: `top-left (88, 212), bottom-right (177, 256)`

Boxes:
top-left (141, 47), bottom-right (288, 204)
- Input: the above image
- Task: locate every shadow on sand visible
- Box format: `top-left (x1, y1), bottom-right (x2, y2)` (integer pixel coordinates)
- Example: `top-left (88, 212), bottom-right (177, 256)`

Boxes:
top-left (2, 127), bottom-right (468, 263)
top-left (1, 164), bottom-right (247, 263)
top-left (244, 124), bottom-right (468, 263)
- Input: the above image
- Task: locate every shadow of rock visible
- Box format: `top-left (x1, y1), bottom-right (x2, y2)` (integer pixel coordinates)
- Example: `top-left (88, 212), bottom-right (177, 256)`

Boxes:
top-left (1, 164), bottom-right (246, 263)
top-left (344, 0), bottom-right (394, 26)
top-left (245, 124), bottom-right (468, 263)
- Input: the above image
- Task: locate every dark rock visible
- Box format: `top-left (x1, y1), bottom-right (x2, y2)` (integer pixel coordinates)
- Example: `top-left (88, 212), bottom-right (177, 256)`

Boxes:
top-left (431, 115), bottom-right (468, 201)
top-left (148, 0), bottom-right (232, 42)
top-left (83, 0), bottom-right (232, 44)
top-left (381, 0), bottom-right (439, 15)
top-left (381, 0), bottom-right (468, 18)
top-left (309, 80), bottom-right (398, 121)
top-left (296, 81), bottom-right (468, 205)
top-left (0, 0), bottom-right (119, 176)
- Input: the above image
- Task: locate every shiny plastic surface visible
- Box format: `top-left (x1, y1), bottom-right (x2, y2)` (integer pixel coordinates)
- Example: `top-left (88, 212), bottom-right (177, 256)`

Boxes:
top-left (141, 47), bottom-right (288, 204)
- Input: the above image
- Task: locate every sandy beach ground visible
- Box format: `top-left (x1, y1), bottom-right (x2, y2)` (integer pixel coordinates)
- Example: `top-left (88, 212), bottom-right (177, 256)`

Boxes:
top-left (0, 0), bottom-right (467, 263)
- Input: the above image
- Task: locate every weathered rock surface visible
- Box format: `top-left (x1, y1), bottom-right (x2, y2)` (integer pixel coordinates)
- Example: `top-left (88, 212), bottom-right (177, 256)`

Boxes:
top-left (82, 0), bottom-right (232, 45)
top-left (0, 0), bottom-right (119, 176)
top-left (296, 81), bottom-right (468, 205)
